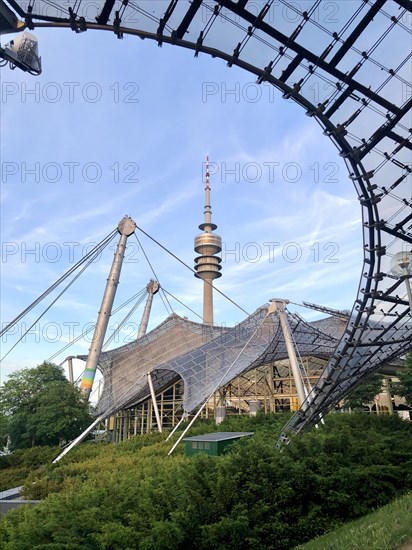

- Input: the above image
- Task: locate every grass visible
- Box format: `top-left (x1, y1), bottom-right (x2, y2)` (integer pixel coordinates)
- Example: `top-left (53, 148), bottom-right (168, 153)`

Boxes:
top-left (295, 492), bottom-right (412, 550)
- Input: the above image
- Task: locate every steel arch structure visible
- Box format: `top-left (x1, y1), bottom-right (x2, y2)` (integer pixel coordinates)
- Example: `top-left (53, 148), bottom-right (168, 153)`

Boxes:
top-left (1, 0), bottom-right (411, 434)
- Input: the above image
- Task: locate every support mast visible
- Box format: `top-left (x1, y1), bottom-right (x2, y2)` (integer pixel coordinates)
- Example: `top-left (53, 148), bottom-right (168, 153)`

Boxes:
top-left (137, 280), bottom-right (160, 338)
top-left (80, 216), bottom-right (136, 399)
top-left (269, 299), bottom-right (307, 408)
top-left (67, 356), bottom-right (74, 384)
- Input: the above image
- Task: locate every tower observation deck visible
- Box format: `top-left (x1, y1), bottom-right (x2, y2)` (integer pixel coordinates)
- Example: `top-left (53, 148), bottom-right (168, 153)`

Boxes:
top-left (194, 157), bottom-right (222, 325)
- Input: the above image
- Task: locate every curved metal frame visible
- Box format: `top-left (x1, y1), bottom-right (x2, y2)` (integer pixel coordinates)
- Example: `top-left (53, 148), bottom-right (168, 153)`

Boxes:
top-left (2, 0), bottom-right (411, 434)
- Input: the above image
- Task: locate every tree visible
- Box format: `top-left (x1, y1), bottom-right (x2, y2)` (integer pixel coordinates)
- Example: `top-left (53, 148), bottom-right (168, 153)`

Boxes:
top-left (0, 412), bottom-right (9, 449)
top-left (0, 362), bottom-right (93, 450)
top-left (343, 373), bottom-right (384, 410)
top-left (391, 353), bottom-right (412, 406)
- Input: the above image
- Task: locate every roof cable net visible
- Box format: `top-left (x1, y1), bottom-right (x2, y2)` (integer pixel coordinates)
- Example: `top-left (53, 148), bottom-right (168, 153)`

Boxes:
top-left (93, 305), bottom-right (343, 416)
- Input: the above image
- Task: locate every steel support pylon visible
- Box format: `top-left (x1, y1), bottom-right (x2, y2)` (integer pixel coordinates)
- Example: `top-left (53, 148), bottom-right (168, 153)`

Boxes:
top-left (80, 216), bottom-right (136, 399)
top-left (269, 299), bottom-right (307, 409)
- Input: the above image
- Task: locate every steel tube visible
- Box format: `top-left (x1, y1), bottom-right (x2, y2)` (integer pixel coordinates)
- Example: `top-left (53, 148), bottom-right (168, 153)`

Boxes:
top-left (80, 217), bottom-right (136, 398)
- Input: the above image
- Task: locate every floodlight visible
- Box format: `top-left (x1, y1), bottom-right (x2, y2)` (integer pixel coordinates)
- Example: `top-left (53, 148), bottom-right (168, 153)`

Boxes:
top-left (390, 251), bottom-right (412, 311)
top-left (0, 31), bottom-right (41, 75)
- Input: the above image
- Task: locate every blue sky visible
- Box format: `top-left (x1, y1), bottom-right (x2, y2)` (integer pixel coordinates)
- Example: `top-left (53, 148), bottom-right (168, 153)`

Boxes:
top-left (0, 25), bottom-right (363, 387)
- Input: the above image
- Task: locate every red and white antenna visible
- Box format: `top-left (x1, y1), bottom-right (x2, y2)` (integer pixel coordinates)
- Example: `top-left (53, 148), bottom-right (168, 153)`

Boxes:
top-left (205, 155), bottom-right (210, 190)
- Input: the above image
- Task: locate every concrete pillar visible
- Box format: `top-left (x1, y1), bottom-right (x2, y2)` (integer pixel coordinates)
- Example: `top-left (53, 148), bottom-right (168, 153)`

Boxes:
top-left (215, 405), bottom-right (226, 425)
top-left (249, 400), bottom-right (262, 416)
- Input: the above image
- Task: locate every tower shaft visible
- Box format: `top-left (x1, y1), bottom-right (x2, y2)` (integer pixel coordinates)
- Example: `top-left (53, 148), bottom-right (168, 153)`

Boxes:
top-left (203, 277), bottom-right (214, 326)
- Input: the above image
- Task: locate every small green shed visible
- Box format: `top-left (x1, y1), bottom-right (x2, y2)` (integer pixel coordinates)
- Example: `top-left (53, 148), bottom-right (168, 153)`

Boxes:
top-left (183, 432), bottom-right (254, 457)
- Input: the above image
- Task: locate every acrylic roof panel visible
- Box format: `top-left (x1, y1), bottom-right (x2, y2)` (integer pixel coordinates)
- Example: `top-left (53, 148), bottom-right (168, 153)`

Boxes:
top-left (93, 313), bottom-right (230, 415)
top-left (94, 306), bottom-right (342, 416)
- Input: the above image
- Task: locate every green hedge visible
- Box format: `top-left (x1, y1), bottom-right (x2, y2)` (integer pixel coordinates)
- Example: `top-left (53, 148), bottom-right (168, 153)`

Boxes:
top-left (0, 413), bottom-right (411, 549)
top-left (0, 446), bottom-right (59, 491)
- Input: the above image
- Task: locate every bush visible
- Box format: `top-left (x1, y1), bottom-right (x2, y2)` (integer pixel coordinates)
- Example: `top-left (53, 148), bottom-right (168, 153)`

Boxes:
top-left (0, 446), bottom-right (60, 492)
top-left (0, 413), bottom-right (410, 549)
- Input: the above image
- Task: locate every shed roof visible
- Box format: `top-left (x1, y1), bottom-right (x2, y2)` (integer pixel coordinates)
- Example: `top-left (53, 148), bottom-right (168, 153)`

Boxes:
top-left (183, 432), bottom-right (254, 443)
